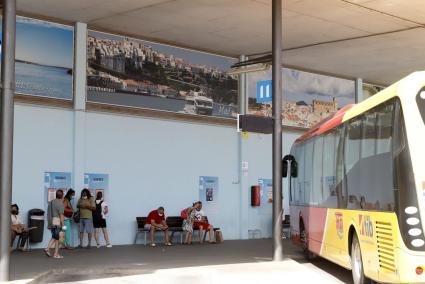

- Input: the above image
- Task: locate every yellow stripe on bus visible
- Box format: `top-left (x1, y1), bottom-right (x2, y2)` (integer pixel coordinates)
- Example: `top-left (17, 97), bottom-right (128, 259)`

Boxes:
top-left (343, 82), bottom-right (399, 122)
top-left (343, 71), bottom-right (425, 122)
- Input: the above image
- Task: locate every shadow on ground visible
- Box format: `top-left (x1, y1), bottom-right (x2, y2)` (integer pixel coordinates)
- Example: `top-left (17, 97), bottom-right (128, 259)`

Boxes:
top-left (9, 239), bottom-right (353, 283)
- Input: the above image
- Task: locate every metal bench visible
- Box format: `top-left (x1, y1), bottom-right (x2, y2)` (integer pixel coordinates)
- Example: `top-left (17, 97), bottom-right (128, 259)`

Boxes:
top-left (134, 216), bottom-right (220, 245)
top-left (134, 216), bottom-right (184, 245)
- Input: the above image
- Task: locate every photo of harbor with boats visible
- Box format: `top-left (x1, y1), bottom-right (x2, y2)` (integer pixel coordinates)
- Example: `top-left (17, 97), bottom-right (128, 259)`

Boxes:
top-left (87, 31), bottom-right (238, 118)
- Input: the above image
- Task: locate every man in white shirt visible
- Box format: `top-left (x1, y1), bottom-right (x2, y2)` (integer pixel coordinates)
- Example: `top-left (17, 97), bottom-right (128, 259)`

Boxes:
top-left (11, 204), bottom-right (29, 251)
top-left (193, 201), bottom-right (215, 244)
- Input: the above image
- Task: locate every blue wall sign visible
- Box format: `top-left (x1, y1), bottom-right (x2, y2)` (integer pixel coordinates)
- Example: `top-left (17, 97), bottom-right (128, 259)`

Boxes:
top-left (256, 80), bottom-right (272, 103)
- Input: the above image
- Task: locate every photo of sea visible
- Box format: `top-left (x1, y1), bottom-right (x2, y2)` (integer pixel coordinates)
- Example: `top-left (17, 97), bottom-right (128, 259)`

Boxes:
top-left (0, 17), bottom-right (73, 99)
top-left (15, 61), bottom-right (72, 99)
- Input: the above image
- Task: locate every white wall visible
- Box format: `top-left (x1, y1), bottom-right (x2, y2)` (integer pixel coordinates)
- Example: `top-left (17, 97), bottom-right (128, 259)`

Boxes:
top-left (12, 104), bottom-right (74, 247)
top-left (242, 131), bottom-right (299, 238)
top-left (11, 103), bottom-right (303, 247)
top-left (84, 111), bottom-right (239, 245)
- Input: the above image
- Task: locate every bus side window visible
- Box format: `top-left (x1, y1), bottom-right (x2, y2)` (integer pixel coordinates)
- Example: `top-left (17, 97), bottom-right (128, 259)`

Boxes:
top-left (312, 135), bottom-right (324, 206)
top-left (288, 146), bottom-right (298, 205)
top-left (291, 145), bottom-right (302, 205)
top-left (304, 140), bottom-right (314, 205)
top-left (321, 130), bottom-right (337, 208)
top-left (345, 117), bottom-right (362, 209)
top-left (336, 125), bottom-right (348, 209)
top-left (297, 143), bottom-right (306, 205)
top-left (360, 102), bottom-right (394, 211)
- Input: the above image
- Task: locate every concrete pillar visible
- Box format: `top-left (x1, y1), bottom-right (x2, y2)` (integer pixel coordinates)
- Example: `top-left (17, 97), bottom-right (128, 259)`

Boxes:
top-left (355, 78), bottom-right (363, 103)
top-left (72, 22), bottom-right (87, 195)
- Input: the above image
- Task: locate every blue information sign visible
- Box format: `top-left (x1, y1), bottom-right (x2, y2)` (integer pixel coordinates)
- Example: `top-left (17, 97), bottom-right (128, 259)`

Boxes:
top-left (256, 80), bottom-right (272, 103)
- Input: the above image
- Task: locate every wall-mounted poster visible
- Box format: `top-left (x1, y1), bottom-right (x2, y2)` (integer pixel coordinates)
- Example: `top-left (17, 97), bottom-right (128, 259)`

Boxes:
top-left (248, 68), bottom-right (355, 129)
top-left (87, 31), bottom-right (238, 118)
top-left (199, 176), bottom-right (219, 213)
top-left (363, 83), bottom-right (385, 100)
top-left (44, 172), bottom-right (72, 206)
top-left (258, 178), bottom-right (273, 215)
top-left (199, 176), bottom-right (218, 202)
top-left (84, 173), bottom-right (109, 198)
top-left (0, 17), bottom-right (74, 99)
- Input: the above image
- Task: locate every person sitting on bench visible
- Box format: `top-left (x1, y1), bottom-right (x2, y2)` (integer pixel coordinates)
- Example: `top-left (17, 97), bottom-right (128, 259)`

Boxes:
top-left (193, 201), bottom-right (215, 244)
top-left (11, 204), bottom-right (29, 251)
top-left (181, 204), bottom-right (196, 245)
top-left (145, 206), bottom-right (172, 247)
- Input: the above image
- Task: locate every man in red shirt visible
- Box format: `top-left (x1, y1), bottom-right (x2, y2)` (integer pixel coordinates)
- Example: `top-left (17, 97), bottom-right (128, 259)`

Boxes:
top-left (145, 207), bottom-right (171, 247)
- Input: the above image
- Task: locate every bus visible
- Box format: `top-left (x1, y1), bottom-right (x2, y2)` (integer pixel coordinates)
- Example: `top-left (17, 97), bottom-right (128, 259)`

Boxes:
top-left (284, 72), bottom-right (425, 284)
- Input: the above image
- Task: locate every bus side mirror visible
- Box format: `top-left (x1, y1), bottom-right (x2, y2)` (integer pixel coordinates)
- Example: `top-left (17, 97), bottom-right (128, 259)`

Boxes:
top-left (291, 160), bottom-right (298, 178)
top-left (282, 159), bottom-right (288, 178)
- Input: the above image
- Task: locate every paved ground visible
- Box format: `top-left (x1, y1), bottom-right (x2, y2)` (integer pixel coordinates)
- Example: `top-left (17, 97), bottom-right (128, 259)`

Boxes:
top-left (9, 239), bottom-right (353, 283)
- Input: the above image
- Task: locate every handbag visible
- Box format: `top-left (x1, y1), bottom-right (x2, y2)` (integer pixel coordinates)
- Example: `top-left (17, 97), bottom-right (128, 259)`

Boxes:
top-left (215, 230), bottom-right (223, 243)
top-left (73, 210), bottom-right (80, 223)
top-left (52, 217), bottom-right (61, 226)
top-left (64, 199), bottom-right (74, 218)
top-left (59, 231), bottom-right (65, 244)
top-left (64, 207), bottom-right (73, 218)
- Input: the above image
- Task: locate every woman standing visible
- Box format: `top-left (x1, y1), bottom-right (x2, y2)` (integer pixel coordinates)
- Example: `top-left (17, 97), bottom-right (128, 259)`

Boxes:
top-left (63, 189), bottom-right (75, 249)
top-left (93, 191), bottom-right (112, 248)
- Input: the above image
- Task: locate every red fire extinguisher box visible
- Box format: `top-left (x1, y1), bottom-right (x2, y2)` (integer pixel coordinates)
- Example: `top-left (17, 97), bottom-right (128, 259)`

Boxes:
top-left (251, 185), bottom-right (260, 206)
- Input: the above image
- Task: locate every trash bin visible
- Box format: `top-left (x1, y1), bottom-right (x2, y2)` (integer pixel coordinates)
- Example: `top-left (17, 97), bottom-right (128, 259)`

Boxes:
top-left (28, 209), bottom-right (45, 243)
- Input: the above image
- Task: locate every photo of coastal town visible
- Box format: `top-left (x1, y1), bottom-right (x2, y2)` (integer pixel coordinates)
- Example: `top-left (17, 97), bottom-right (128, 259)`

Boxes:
top-left (0, 17), bottom-right (74, 99)
top-left (247, 68), bottom-right (355, 129)
top-left (87, 31), bottom-right (238, 118)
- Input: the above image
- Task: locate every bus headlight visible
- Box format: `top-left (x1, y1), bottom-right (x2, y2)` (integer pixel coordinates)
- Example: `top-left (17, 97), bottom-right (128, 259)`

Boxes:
top-left (411, 239), bottom-right (425, 248)
top-left (405, 206), bottom-right (418, 214)
top-left (409, 228), bottom-right (423, 237)
top-left (407, 217), bottom-right (420, 226)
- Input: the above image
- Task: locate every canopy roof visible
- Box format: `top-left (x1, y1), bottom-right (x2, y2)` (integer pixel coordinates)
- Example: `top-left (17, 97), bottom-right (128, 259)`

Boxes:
top-left (15, 0), bottom-right (425, 85)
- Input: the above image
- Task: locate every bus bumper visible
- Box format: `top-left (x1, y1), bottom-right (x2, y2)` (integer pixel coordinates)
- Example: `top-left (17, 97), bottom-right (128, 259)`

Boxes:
top-left (392, 247), bottom-right (425, 283)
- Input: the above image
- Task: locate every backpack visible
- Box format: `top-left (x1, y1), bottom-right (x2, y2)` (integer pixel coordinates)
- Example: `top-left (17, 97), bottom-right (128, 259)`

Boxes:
top-left (94, 201), bottom-right (103, 219)
top-left (180, 208), bottom-right (189, 219)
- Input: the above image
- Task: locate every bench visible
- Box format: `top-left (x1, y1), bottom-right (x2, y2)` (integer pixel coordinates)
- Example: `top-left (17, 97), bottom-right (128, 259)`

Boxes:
top-left (134, 216), bottom-right (220, 245)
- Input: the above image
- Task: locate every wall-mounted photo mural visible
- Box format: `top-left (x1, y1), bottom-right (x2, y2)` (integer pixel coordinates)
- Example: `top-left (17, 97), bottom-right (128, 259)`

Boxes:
top-left (247, 68), bottom-right (355, 129)
top-left (363, 82), bottom-right (385, 100)
top-left (87, 31), bottom-right (238, 118)
top-left (0, 17), bottom-right (74, 99)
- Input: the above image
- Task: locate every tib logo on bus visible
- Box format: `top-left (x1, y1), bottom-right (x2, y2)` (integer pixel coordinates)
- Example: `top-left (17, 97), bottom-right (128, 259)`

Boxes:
top-left (335, 212), bottom-right (344, 239)
top-left (359, 215), bottom-right (374, 238)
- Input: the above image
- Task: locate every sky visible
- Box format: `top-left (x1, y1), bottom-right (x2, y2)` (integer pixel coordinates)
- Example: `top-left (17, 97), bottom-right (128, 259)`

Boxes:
top-left (89, 30), bottom-right (236, 71)
top-left (247, 68), bottom-right (355, 107)
top-left (0, 17), bottom-right (74, 68)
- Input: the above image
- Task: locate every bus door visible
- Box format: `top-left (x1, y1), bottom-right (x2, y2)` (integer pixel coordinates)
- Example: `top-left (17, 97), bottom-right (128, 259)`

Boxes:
top-left (323, 125), bottom-right (351, 267)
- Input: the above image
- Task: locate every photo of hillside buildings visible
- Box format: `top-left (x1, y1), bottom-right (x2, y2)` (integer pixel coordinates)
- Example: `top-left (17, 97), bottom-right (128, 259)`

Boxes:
top-left (248, 68), bottom-right (355, 129)
top-left (87, 31), bottom-right (238, 118)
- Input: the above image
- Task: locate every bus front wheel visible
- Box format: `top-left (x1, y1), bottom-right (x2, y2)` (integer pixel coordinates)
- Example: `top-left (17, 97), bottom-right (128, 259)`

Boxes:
top-left (351, 234), bottom-right (367, 284)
